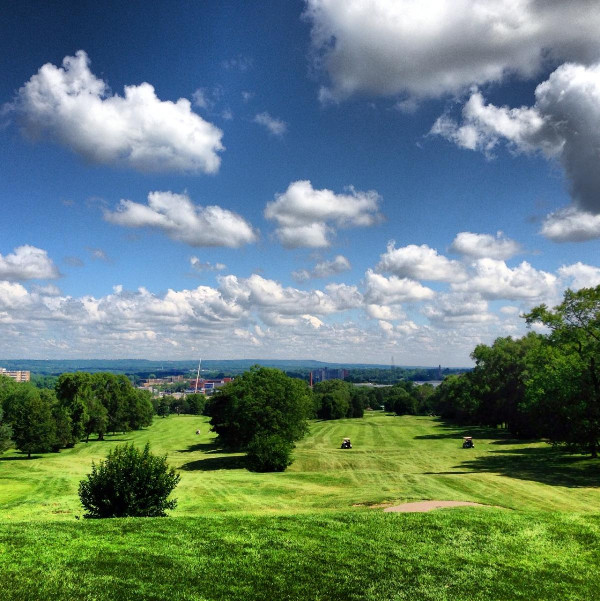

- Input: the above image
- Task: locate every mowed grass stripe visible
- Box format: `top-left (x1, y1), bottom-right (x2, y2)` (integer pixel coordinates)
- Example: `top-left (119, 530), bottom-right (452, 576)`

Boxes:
top-left (1, 413), bottom-right (600, 520)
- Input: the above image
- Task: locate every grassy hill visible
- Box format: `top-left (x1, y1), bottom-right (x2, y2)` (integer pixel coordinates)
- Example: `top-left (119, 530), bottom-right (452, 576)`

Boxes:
top-left (1, 414), bottom-right (599, 600)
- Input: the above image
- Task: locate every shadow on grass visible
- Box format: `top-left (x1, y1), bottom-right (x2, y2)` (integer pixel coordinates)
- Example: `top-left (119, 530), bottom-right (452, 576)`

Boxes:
top-left (180, 454), bottom-right (247, 471)
top-left (458, 446), bottom-right (600, 488)
top-left (414, 419), bottom-right (508, 441)
top-left (176, 442), bottom-right (221, 454)
top-left (0, 455), bottom-right (42, 461)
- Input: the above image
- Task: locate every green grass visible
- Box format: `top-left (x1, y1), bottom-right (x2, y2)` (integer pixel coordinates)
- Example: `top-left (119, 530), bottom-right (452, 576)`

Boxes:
top-left (1, 511), bottom-right (599, 600)
top-left (2, 413), bottom-right (599, 519)
top-left (1, 413), bottom-right (600, 600)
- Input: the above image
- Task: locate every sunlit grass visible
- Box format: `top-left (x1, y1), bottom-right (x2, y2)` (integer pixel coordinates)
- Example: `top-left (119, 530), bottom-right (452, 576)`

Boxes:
top-left (2, 413), bottom-right (599, 520)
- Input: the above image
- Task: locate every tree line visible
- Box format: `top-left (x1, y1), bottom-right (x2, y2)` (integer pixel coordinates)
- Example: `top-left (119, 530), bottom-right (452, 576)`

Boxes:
top-left (0, 372), bottom-right (154, 458)
top-left (431, 286), bottom-right (600, 457)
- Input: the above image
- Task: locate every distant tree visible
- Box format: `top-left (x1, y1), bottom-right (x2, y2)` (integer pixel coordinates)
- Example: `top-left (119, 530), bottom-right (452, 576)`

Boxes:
top-left (0, 404), bottom-right (12, 453)
top-left (186, 393), bottom-right (206, 415)
top-left (206, 366), bottom-right (311, 452)
top-left (313, 380), bottom-right (350, 419)
top-left (91, 373), bottom-right (128, 433)
top-left (432, 375), bottom-right (478, 422)
top-left (469, 333), bottom-right (544, 435)
top-left (50, 401), bottom-right (72, 451)
top-left (78, 443), bottom-right (180, 518)
top-left (83, 396), bottom-right (108, 442)
top-left (11, 387), bottom-right (56, 458)
top-left (157, 397), bottom-right (171, 418)
top-left (55, 373), bottom-right (91, 445)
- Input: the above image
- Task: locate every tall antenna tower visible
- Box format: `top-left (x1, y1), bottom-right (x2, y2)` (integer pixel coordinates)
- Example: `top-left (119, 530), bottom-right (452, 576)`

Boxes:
top-left (391, 355), bottom-right (395, 373)
top-left (194, 358), bottom-right (202, 393)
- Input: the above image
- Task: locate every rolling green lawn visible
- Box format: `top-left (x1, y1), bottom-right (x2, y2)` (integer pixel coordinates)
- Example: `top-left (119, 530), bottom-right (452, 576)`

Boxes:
top-left (1, 413), bottom-right (600, 600)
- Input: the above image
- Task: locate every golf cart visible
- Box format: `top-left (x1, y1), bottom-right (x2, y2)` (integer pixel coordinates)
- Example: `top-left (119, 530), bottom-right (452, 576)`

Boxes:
top-left (341, 437), bottom-right (352, 449)
top-left (462, 436), bottom-right (474, 449)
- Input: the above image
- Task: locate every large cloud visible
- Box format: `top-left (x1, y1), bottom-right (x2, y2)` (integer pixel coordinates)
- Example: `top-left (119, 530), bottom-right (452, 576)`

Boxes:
top-left (449, 232), bottom-right (522, 260)
top-left (11, 51), bottom-right (223, 173)
top-left (422, 292), bottom-right (496, 327)
top-left (304, 0), bottom-right (600, 102)
top-left (558, 262), bottom-right (600, 290)
top-left (452, 258), bottom-right (557, 300)
top-left (540, 208), bottom-right (600, 242)
top-left (104, 191), bottom-right (257, 248)
top-left (0, 245), bottom-right (60, 280)
top-left (364, 269), bottom-right (435, 305)
top-left (265, 180), bottom-right (382, 248)
top-left (432, 62), bottom-right (600, 238)
top-left (377, 242), bottom-right (466, 282)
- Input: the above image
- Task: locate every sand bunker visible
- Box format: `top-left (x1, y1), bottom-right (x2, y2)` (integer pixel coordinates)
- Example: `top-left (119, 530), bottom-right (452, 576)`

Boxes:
top-left (384, 500), bottom-right (488, 512)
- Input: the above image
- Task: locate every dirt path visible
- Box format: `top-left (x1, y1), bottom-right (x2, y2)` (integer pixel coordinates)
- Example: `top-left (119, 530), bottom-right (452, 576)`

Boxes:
top-left (383, 500), bottom-right (489, 512)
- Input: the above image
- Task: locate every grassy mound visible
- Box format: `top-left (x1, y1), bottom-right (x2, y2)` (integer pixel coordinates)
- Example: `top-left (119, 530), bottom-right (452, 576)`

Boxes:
top-left (1, 511), bottom-right (599, 601)
top-left (2, 413), bottom-right (599, 599)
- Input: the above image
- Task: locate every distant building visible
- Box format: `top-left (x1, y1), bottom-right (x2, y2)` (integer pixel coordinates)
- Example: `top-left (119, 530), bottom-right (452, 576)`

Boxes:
top-left (311, 368), bottom-right (348, 384)
top-left (0, 368), bottom-right (31, 383)
top-left (185, 377), bottom-right (233, 396)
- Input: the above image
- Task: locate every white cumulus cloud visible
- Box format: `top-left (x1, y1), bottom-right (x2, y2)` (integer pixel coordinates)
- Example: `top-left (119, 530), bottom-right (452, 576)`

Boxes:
top-left (540, 207), bottom-right (600, 242)
top-left (11, 51), bottom-right (224, 173)
top-left (449, 231), bottom-right (522, 260)
top-left (104, 191), bottom-right (257, 248)
top-left (377, 242), bottom-right (466, 282)
top-left (558, 262), bottom-right (600, 290)
top-left (452, 258), bottom-right (557, 300)
top-left (0, 245), bottom-right (60, 280)
top-left (364, 269), bottom-right (435, 305)
top-left (265, 180), bottom-right (382, 248)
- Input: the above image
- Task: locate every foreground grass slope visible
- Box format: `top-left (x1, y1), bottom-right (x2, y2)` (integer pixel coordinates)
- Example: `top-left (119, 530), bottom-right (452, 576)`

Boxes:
top-left (2, 413), bottom-right (600, 600)
top-left (1, 511), bottom-right (599, 601)
top-left (1, 413), bottom-right (599, 520)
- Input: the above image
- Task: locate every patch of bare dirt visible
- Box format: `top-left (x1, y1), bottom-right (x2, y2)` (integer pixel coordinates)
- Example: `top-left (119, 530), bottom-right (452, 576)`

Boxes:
top-left (383, 500), bottom-right (490, 512)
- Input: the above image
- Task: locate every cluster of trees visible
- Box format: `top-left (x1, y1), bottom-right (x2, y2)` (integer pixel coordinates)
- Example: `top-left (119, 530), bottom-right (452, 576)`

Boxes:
top-left (0, 372), bottom-right (154, 458)
top-left (312, 379), bottom-right (434, 419)
top-left (432, 286), bottom-right (600, 457)
top-left (154, 393), bottom-right (206, 418)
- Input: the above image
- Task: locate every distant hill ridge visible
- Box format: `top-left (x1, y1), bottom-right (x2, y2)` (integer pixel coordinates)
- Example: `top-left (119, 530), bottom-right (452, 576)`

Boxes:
top-left (0, 358), bottom-right (458, 376)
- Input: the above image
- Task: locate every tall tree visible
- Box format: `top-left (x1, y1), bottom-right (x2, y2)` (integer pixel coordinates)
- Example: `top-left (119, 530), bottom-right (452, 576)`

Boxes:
top-left (525, 286), bottom-right (600, 457)
top-left (55, 373), bottom-right (91, 445)
top-left (11, 387), bottom-right (56, 458)
top-left (0, 404), bottom-right (12, 453)
top-left (206, 366), bottom-right (312, 450)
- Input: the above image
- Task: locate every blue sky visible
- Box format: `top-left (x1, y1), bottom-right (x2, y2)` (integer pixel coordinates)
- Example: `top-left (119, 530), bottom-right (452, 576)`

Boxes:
top-left (2, 0), bottom-right (600, 365)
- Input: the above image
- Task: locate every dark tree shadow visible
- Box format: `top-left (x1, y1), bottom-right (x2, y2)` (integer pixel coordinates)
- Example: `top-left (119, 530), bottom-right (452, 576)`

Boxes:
top-left (414, 420), bottom-right (508, 441)
top-left (458, 447), bottom-right (600, 488)
top-left (176, 441), bottom-right (222, 454)
top-left (0, 455), bottom-right (43, 461)
top-left (180, 454), bottom-right (247, 471)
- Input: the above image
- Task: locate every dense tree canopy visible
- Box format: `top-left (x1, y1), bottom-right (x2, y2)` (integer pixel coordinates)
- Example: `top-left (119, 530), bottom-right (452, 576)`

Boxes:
top-left (206, 366), bottom-right (312, 451)
top-left (524, 286), bottom-right (600, 457)
top-left (432, 286), bottom-right (600, 458)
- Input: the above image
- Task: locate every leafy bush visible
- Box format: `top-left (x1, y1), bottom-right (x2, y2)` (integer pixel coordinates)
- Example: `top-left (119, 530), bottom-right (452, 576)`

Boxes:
top-left (78, 443), bottom-right (180, 518)
top-left (246, 434), bottom-right (293, 472)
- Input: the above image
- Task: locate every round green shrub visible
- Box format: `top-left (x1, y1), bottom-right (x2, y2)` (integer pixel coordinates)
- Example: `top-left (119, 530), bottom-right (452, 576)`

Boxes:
top-left (78, 442), bottom-right (180, 518)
